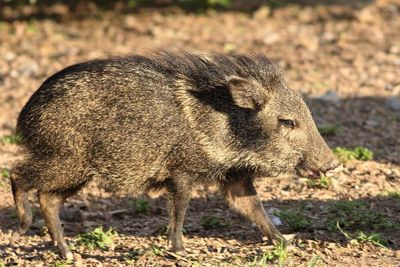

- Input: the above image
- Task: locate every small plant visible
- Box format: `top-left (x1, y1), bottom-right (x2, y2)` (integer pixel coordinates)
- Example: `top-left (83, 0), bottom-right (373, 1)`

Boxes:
top-left (131, 198), bottom-right (149, 213)
top-left (49, 259), bottom-right (73, 267)
top-left (201, 215), bottom-right (228, 230)
top-left (382, 191), bottom-right (400, 199)
top-left (355, 231), bottom-right (387, 247)
top-left (318, 123), bottom-right (340, 136)
top-left (307, 176), bottom-right (331, 189)
top-left (336, 222), bottom-right (387, 248)
top-left (277, 209), bottom-right (312, 231)
top-left (333, 146), bottom-right (373, 163)
top-left (247, 242), bottom-right (288, 267)
top-left (0, 134), bottom-right (21, 145)
top-left (151, 245), bottom-right (166, 256)
top-left (326, 200), bottom-right (398, 232)
top-left (123, 249), bottom-right (142, 264)
top-left (1, 168), bottom-right (10, 179)
top-left (307, 255), bottom-right (322, 267)
top-left (76, 226), bottom-right (117, 250)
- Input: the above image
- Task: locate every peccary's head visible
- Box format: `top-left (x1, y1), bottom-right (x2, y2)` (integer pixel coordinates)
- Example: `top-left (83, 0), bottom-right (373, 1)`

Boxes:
top-left (225, 74), bottom-right (340, 179)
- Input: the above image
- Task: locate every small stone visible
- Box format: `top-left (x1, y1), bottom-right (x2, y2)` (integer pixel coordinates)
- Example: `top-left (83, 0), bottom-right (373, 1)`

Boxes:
top-left (253, 6), bottom-right (271, 19)
top-left (316, 90), bottom-right (340, 103)
top-left (394, 250), bottom-right (400, 259)
top-left (386, 96), bottom-right (400, 111)
top-left (4, 52), bottom-right (16, 61)
top-left (270, 215), bottom-right (283, 226)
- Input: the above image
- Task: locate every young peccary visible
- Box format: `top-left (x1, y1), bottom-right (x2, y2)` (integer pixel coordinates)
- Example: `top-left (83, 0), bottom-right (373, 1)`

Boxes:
top-left (10, 52), bottom-right (340, 259)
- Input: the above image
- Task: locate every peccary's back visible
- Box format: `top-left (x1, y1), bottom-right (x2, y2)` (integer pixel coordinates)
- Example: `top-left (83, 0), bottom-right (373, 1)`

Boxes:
top-left (17, 57), bottom-right (186, 192)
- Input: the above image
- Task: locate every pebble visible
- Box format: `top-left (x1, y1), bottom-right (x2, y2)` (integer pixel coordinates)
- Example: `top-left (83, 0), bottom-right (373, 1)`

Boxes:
top-left (316, 90), bottom-right (340, 103)
top-left (386, 96), bottom-right (400, 111)
top-left (270, 215), bottom-right (283, 226)
top-left (395, 250), bottom-right (400, 259)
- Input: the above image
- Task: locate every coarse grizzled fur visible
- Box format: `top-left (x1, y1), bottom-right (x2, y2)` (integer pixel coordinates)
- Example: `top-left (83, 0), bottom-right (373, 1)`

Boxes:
top-left (11, 52), bottom-right (339, 259)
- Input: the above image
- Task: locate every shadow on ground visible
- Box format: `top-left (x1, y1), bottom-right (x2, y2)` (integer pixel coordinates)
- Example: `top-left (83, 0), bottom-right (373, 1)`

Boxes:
top-left (1, 192), bottom-right (399, 258)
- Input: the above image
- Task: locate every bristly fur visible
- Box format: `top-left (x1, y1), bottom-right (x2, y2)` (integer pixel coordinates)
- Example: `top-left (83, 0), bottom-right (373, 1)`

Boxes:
top-left (147, 52), bottom-right (284, 89)
top-left (10, 51), bottom-right (338, 258)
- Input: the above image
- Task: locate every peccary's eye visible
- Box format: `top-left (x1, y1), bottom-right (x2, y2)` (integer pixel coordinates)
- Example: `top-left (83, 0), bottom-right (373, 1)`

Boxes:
top-left (279, 119), bottom-right (295, 129)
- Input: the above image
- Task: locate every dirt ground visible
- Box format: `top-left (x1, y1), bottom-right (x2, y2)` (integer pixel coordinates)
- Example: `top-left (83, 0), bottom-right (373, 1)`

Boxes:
top-left (0, 1), bottom-right (400, 266)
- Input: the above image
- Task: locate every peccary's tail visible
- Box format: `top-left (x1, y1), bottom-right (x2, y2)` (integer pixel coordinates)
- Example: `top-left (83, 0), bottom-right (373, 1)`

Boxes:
top-left (9, 172), bottom-right (33, 244)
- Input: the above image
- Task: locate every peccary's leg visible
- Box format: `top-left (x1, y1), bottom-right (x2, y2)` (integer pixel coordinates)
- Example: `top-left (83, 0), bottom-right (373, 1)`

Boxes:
top-left (10, 179), bottom-right (32, 244)
top-left (223, 178), bottom-right (289, 246)
top-left (166, 179), bottom-right (191, 254)
top-left (38, 192), bottom-right (73, 260)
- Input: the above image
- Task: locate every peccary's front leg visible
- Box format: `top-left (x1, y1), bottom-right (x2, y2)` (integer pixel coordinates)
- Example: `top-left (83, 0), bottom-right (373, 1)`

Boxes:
top-left (166, 179), bottom-right (191, 254)
top-left (223, 178), bottom-right (289, 246)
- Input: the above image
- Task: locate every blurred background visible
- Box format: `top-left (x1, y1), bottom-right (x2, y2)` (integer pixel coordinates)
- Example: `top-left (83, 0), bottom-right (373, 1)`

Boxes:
top-left (0, 0), bottom-right (399, 266)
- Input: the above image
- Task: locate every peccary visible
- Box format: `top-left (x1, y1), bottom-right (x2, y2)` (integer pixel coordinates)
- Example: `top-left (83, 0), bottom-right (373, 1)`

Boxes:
top-left (10, 52), bottom-right (340, 259)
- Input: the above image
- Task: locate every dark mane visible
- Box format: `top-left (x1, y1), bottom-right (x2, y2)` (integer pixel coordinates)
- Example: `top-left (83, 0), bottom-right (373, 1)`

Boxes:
top-left (146, 52), bottom-right (284, 90)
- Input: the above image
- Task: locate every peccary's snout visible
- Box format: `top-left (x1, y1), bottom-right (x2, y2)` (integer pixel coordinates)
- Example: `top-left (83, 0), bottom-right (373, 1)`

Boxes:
top-left (315, 136), bottom-right (342, 177)
top-left (320, 157), bottom-right (341, 177)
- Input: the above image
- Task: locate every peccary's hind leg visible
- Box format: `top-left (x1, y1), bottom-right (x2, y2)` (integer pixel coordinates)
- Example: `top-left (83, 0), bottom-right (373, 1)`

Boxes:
top-left (10, 178), bottom-right (33, 244)
top-left (38, 192), bottom-right (73, 260)
top-left (166, 179), bottom-right (191, 254)
top-left (223, 177), bottom-right (289, 247)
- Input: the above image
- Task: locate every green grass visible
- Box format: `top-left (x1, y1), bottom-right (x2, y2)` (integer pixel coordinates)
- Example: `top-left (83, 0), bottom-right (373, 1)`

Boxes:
top-left (336, 222), bottom-right (387, 248)
top-left (131, 198), bottom-right (149, 213)
top-left (151, 245), bottom-right (166, 256)
top-left (306, 255), bottom-right (323, 267)
top-left (246, 242), bottom-right (288, 267)
top-left (76, 226), bottom-right (117, 250)
top-left (201, 215), bottom-right (229, 230)
top-left (49, 259), bottom-right (73, 267)
top-left (122, 249), bottom-right (142, 264)
top-left (1, 168), bottom-right (10, 179)
top-left (0, 168), bottom-right (11, 187)
top-left (333, 146), bottom-right (373, 163)
top-left (318, 123), bottom-right (340, 136)
top-left (355, 231), bottom-right (387, 247)
top-left (307, 176), bottom-right (331, 189)
top-left (381, 191), bottom-right (400, 199)
top-left (326, 200), bottom-right (398, 232)
top-left (0, 134), bottom-right (21, 145)
top-left (277, 209), bottom-right (312, 231)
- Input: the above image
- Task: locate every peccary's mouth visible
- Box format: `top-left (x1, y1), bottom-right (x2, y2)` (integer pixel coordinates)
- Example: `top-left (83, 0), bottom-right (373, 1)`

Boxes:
top-left (296, 162), bottom-right (343, 179)
top-left (296, 164), bottom-right (321, 179)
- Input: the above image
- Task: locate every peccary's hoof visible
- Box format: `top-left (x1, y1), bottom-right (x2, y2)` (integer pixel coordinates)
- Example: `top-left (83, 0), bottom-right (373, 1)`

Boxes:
top-left (170, 247), bottom-right (188, 257)
top-left (63, 251), bottom-right (74, 261)
top-left (10, 232), bottom-right (21, 245)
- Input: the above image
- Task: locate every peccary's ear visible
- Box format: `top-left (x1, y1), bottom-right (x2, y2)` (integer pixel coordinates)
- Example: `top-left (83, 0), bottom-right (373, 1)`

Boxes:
top-left (227, 76), bottom-right (266, 110)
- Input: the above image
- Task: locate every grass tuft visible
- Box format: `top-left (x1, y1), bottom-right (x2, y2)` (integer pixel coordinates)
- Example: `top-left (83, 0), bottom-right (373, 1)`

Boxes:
top-left (336, 222), bottom-right (387, 248)
top-left (131, 198), bottom-right (149, 214)
top-left (0, 134), bottom-right (21, 145)
top-left (318, 123), bottom-right (340, 136)
top-left (76, 226), bottom-right (117, 250)
top-left (326, 200), bottom-right (399, 232)
top-left (333, 146), bottom-right (373, 163)
top-left (307, 176), bottom-right (331, 189)
top-left (151, 245), bottom-right (166, 256)
top-left (381, 191), bottom-right (400, 199)
top-left (201, 215), bottom-right (229, 230)
top-left (277, 209), bottom-right (312, 231)
top-left (247, 242), bottom-right (288, 267)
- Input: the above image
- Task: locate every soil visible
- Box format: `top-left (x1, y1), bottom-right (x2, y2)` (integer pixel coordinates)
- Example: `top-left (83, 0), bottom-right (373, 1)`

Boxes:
top-left (0, 1), bottom-right (400, 266)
